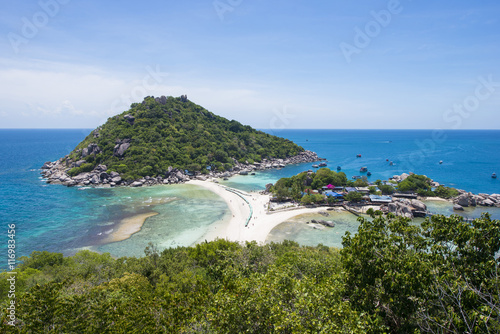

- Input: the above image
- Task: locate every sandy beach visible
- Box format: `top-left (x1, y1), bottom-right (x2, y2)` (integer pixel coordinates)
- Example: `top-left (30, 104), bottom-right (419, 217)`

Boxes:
top-left (188, 179), bottom-right (330, 244)
top-left (104, 212), bottom-right (159, 243)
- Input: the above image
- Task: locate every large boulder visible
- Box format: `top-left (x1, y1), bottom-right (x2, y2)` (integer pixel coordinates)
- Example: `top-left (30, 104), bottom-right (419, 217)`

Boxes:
top-left (111, 176), bottom-right (122, 183)
top-left (90, 175), bottom-right (100, 184)
top-left (457, 194), bottom-right (470, 207)
top-left (453, 204), bottom-right (464, 211)
top-left (41, 161), bottom-right (53, 169)
top-left (124, 114), bottom-right (135, 124)
top-left (113, 139), bottom-right (131, 157)
top-left (411, 199), bottom-right (427, 212)
top-left (109, 171), bottom-right (120, 178)
top-left (388, 202), bottom-right (398, 213)
top-left (130, 181), bottom-right (143, 187)
top-left (175, 171), bottom-right (185, 181)
top-left (81, 143), bottom-right (101, 158)
top-left (72, 172), bottom-right (91, 182)
top-left (482, 199), bottom-right (495, 206)
top-left (75, 160), bottom-right (86, 167)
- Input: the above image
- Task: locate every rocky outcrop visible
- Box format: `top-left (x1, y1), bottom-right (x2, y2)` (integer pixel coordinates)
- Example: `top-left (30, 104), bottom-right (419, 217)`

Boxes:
top-left (155, 95), bottom-right (168, 105)
top-left (310, 219), bottom-right (335, 228)
top-left (41, 149), bottom-right (321, 188)
top-left (391, 173), bottom-right (411, 182)
top-left (81, 143), bottom-right (101, 158)
top-left (113, 139), bottom-right (131, 157)
top-left (452, 192), bottom-right (500, 208)
top-left (385, 198), bottom-right (429, 219)
top-left (124, 114), bottom-right (135, 125)
top-left (411, 199), bottom-right (427, 212)
top-left (453, 204), bottom-right (464, 211)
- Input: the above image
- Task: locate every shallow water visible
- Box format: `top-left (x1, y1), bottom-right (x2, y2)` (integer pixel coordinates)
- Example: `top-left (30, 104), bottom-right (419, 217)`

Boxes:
top-left (265, 200), bottom-right (500, 248)
top-left (266, 211), bottom-right (361, 248)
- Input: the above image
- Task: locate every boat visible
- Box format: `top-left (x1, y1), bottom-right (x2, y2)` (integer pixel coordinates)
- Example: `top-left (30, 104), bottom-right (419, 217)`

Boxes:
top-left (360, 167), bottom-right (368, 172)
top-left (352, 175), bottom-right (361, 179)
top-left (312, 164), bottom-right (319, 168)
top-left (493, 173), bottom-right (497, 179)
top-left (337, 166), bottom-right (341, 171)
top-left (389, 161), bottom-right (394, 166)
top-left (439, 160), bottom-right (443, 164)
top-left (356, 154), bottom-right (362, 158)
top-left (367, 172), bottom-right (372, 176)
top-left (319, 162), bottom-right (327, 167)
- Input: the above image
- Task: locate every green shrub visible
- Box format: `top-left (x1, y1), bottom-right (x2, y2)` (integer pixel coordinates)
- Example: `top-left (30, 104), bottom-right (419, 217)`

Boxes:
top-left (67, 163), bottom-right (94, 177)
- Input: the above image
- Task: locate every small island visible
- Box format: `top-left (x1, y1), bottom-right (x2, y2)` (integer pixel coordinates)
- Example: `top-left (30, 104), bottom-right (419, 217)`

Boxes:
top-left (41, 95), bottom-right (320, 187)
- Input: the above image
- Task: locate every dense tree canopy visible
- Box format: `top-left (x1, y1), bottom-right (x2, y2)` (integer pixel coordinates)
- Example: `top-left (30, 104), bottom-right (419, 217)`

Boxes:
top-left (1, 214), bottom-right (498, 333)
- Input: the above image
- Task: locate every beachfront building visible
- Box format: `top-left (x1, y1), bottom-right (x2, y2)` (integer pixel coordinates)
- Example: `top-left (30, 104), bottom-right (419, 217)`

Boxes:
top-left (355, 187), bottom-right (370, 194)
top-left (369, 195), bottom-right (393, 204)
top-left (324, 191), bottom-right (344, 199)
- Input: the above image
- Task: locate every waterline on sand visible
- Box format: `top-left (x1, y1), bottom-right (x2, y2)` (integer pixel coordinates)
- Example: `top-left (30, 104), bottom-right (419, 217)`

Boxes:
top-left (104, 212), bottom-right (159, 243)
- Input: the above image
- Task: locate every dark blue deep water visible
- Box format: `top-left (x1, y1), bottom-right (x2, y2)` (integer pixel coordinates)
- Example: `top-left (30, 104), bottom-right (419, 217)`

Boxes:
top-left (1, 129), bottom-right (499, 267)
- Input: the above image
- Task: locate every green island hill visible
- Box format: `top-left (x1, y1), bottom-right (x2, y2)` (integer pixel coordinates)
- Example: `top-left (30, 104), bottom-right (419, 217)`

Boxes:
top-left (41, 95), bottom-right (319, 187)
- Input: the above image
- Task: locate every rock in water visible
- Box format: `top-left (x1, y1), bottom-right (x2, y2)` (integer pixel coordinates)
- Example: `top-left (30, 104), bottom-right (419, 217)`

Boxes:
top-left (411, 199), bottom-right (427, 211)
top-left (130, 181), bottom-right (143, 187)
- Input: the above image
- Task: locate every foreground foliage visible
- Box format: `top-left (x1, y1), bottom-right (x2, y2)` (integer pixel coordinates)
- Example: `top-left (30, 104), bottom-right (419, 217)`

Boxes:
top-left (1, 214), bottom-right (499, 333)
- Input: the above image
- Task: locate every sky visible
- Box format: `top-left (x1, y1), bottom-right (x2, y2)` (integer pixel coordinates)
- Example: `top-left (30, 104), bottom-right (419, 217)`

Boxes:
top-left (1, 0), bottom-right (499, 129)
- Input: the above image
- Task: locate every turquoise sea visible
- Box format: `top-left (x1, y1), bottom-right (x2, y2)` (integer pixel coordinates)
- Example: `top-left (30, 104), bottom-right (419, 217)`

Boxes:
top-left (1, 129), bottom-right (499, 268)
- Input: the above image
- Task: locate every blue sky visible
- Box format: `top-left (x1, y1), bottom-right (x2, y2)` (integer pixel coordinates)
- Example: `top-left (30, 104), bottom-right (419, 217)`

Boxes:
top-left (1, 0), bottom-right (499, 129)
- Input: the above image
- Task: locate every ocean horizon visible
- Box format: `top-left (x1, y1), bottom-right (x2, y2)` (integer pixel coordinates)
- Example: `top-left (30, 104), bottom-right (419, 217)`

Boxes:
top-left (1, 128), bottom-right (499, 268)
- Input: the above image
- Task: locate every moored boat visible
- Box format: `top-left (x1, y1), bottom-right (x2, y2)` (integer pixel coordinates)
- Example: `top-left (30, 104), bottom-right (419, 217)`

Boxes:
top-left (493, 173), bottom-right (497, 179)
top-left (356, 154), bottom-right (362, 158)
top-left (312, 164), bottom-right (319, 168)
top-left (360, 167), bottom-right (368, 172)
top-left (319, 162), bottom-right (327, 167)
top-left (367, 171), bottom-right (372, 176)
top-left (337, 166), bottom-right (341, 171)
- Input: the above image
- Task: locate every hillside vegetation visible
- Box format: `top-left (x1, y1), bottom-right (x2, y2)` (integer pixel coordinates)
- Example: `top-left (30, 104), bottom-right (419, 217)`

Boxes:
top-left (2, 213), bottom-right (499, 333)
top-left (65, 96), bottom-right (305, 181)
